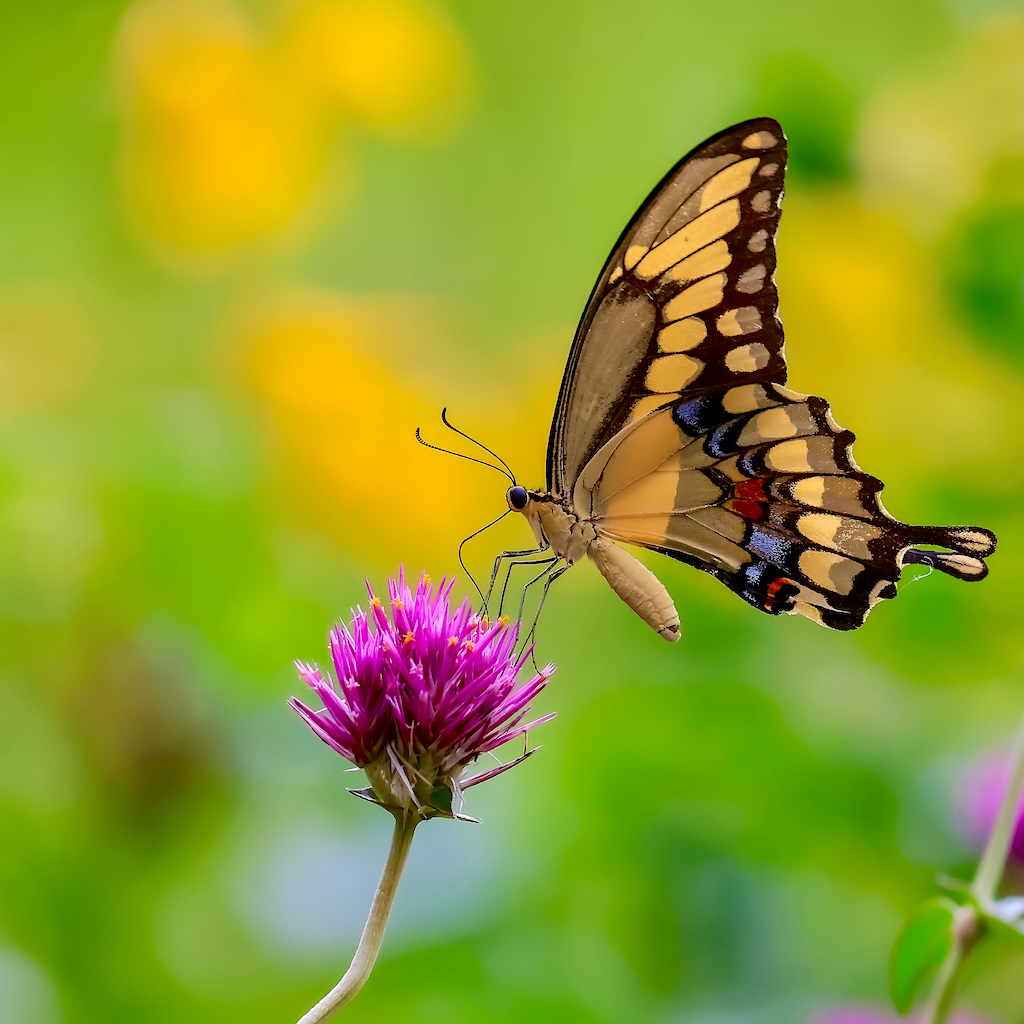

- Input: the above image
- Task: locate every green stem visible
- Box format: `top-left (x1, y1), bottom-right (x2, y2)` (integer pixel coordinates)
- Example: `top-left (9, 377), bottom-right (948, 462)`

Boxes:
top-left (921, 711), bottom-right (1024, 1024)
top-left (919, 906), bottom-right (976, 1024)
top-left (296, 812), bottom-right (419, 1024)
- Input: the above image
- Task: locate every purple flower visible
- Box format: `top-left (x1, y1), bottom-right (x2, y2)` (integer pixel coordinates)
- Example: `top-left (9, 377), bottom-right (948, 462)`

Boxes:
top-left (810, 1006), bottom-right (990, 1024)
top-left (956, 752), bottom-right (1024, 862)
top-left (290, 569), bottom-right (555, 817)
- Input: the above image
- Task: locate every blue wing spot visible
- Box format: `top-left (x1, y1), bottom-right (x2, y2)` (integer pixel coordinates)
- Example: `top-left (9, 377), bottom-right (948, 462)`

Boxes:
top-left (673, 394), bottom-right (728, 437)
top-left (747, 528), bottom-right (793, 566)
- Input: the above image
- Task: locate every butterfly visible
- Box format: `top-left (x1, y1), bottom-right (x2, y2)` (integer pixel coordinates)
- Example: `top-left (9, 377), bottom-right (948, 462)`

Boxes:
top-left (491, 117), bottom-right (996, 638)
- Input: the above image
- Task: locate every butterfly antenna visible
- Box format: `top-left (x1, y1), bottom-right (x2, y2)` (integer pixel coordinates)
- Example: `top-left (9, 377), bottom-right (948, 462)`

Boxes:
top-left (440, 408), bottom-right (517, 484)
top-left (458, 508), bottom-right (512, 606)
top-left (415, 428), bottom-right (514, 482)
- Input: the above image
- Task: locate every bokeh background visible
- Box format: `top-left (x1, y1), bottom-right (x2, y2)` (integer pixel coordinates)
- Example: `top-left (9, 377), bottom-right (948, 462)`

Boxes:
top-left (1, 1), bottom-right (1024, 1021)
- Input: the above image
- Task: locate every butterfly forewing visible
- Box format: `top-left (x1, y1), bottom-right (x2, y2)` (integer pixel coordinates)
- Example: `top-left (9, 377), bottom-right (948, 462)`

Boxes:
top-left (533, 116), bottom-right (994, 633)
top-left (548, 117), bottom-right (787, 495)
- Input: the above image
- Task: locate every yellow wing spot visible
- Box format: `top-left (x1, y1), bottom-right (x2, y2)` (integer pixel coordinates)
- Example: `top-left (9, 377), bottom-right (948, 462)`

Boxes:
top-left (934, 553), bottom-right (986, 576)
top-left (663, 273), bottom-right (726, 322)
top-left (791, 476), bottom-right (826, 509)
top-left (791, 476), bottom-right (869, 517)
top-left (797, 513), bottom-right (883, 560)
top-left (751, 190), bottom-right (772, 213)
top-left (758, 163), bottom-right (778, 177)
top-left (634, 200), bottom-right (741, 280)
top-left (737, 405), bottom-right (808, 446)
top-left (626, 394), bottom-right (670, 424)
top-left (792, 601), bottom-right (824, 624)
top-left (717, 306), bottom-right (762, 337)
top-left (748, 229), bottom-right (768, 252)
top-left (773, 385), bottom-right (809, 402)
top-left (608, 266), bottom-right (623, 284)
top-left (724, 342), bottom-right (770, 373)
top-left (645, 353), bottom-right (703, 393)
top-left (766, 437), bottom-right (840, 474)
top-left (663, 239), bottom-right (731, 285)
top-left (951, 530), bottom-right (995, 553)
top-left (657, 317), bottom-right (707, 352)
top-left (742, 130), bottom-right (778, 149)
top-left (722, 383), bottom-right (778, 415)
top-left (624, 245), bottom-right (648, 271)
top-left (799, 549), bottom-right (861, 595)
top-left (736, 264), bottom-right (766, 293)
top-left (698, 157), bottom-right (760, 213)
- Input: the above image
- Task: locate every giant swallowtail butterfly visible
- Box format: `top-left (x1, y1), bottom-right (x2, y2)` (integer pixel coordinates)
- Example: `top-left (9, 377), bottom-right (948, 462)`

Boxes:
top-left (495, 117), bottom-right (996, 638)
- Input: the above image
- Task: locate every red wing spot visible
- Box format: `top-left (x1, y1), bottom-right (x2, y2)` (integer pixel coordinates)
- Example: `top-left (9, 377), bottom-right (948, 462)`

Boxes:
top-left (735, 478), bottom-right (767, 500)
top-left (727, 499), bottom-right (766, 521)
top-left (763, 575), bottom-right (794, 612)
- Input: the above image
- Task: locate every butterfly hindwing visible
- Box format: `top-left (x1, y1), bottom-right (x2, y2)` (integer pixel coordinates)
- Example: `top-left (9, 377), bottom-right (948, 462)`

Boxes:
top-left (548, 117), bottom-right (788, 495)
top-left (574, 381), bottom-right (996, 629)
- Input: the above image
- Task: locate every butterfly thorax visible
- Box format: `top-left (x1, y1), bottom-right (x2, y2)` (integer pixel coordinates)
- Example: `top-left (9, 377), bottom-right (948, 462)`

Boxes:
top-left (514, 490), bottom-right (598, 566)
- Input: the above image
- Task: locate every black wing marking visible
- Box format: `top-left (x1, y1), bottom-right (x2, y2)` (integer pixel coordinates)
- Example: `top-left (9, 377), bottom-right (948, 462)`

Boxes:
top-left (547, 117), bottom-right (787, 496)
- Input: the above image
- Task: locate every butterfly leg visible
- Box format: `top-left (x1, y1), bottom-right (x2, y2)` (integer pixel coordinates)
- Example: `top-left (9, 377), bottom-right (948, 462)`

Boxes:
top-left (498, 556), bottom-right (557, 619)
top-left (515, 557), bottom-right (564, 623)
top-left (484, 546), bottom-right (547, 613)
top-left (517, 562), bottom-right (569, 665)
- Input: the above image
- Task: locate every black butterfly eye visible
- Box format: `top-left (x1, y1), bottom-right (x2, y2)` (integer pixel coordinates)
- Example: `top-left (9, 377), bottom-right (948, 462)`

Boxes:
top-left (508, 486), bottom-right (529, 511)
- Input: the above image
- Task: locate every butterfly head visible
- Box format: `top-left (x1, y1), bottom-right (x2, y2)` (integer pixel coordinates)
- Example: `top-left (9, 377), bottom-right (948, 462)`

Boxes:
top-left (506, 485), bottom-right (530, 512)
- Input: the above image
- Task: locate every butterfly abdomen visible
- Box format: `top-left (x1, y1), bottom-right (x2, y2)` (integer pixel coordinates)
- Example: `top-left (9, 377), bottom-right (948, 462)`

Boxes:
top-left (588, 539), bottom-right (681, 641)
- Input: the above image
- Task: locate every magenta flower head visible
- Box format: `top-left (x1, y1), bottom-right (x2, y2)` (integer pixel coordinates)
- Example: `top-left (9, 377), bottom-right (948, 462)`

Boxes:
top-left (956, 751), bottom-right (1024, 863)
top-left (290, 569), bottom-right (556, 821)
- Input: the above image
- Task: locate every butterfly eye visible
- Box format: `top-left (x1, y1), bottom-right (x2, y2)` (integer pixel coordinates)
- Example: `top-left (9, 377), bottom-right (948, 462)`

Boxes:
top-left (508, 486), bottom-right (529, 511)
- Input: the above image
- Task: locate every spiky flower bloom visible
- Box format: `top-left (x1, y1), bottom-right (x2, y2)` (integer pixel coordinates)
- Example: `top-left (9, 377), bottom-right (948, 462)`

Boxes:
top-left (290, 570), bottom-right (555, 819)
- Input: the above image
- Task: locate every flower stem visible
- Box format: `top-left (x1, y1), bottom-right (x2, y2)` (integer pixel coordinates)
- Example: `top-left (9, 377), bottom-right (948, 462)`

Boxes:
top-left (296, 812), bottom-right (419, 1023)
top-left (921, 711), bottom-right (1024, 1024)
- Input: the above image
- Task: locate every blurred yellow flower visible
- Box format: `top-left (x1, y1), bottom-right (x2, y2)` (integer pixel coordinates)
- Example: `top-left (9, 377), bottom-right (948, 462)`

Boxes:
top-left (779, 194), bottom-right (1018, 494)
top-left (239, 292), bottom-right (509, 570)
top-left (0, 285), bottom-right (94, 418)
top-left (116, 0), bottom-right (326, 251)
top-left (278, 0), bottom-right (469, 134)
top-left (114, 0), bottom-right (470, 253)
top-left (858, 13), bottom-right (1024, 235)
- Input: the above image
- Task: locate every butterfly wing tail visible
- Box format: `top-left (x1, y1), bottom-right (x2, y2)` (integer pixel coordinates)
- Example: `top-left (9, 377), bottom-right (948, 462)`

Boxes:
top-left (589, 539), bottom-right (681, 641)
top-left (902, 526), bottom-right (997, 581)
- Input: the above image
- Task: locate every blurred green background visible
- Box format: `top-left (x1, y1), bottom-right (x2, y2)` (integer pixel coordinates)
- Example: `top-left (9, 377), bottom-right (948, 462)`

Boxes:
top-left (1, 1), bottom-right (1023, 1021)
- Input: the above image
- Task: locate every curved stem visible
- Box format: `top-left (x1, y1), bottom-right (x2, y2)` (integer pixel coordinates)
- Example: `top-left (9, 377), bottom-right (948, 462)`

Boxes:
top-left (296, 812), bottom-right (419, 1023)
top-left (919, 906), bottom-right (976, 1024)
top-left (921, 711), bottom-right (1024, 1024)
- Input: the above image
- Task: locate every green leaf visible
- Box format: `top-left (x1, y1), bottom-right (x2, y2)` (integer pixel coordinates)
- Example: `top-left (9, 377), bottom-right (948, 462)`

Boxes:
top-left (889, 897), bottom-right (957, 1014)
